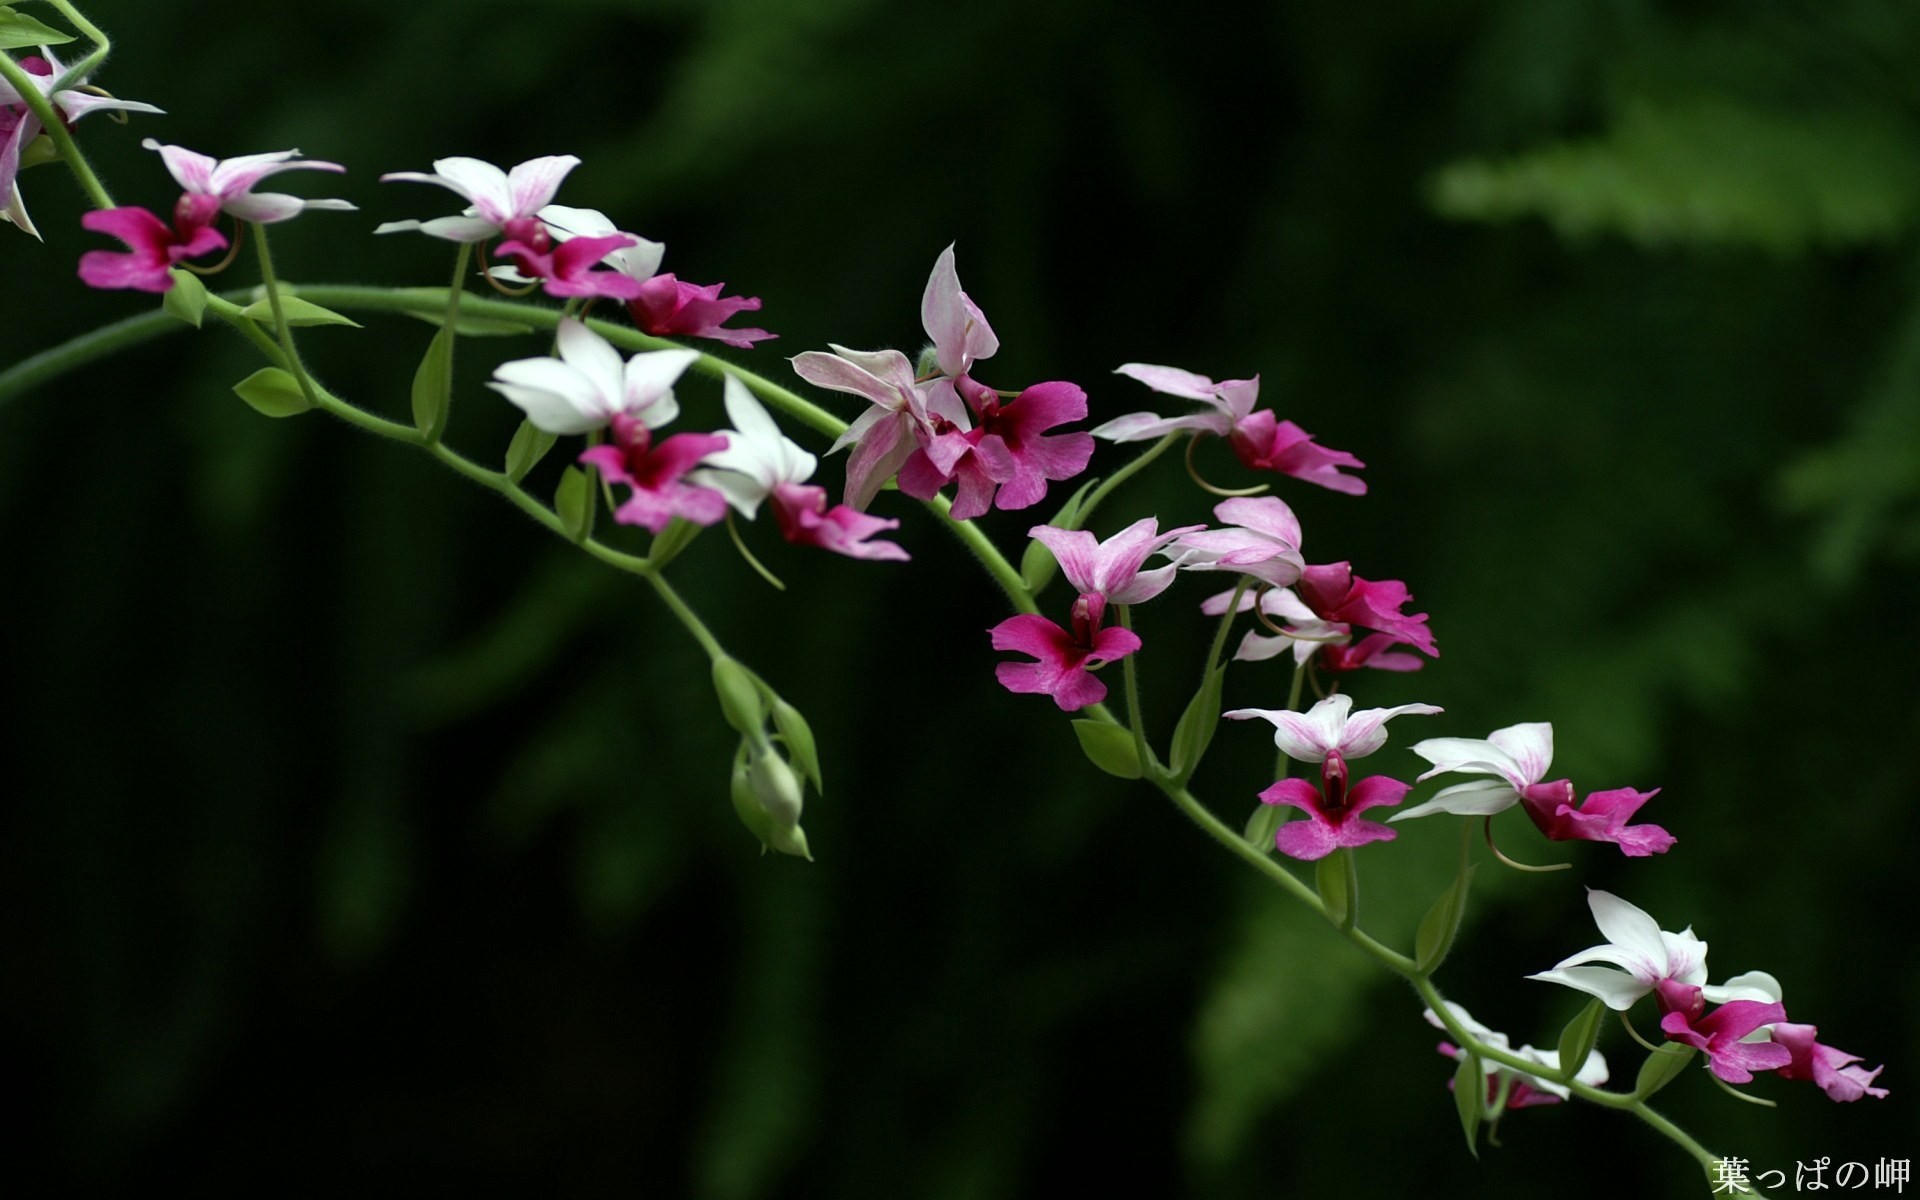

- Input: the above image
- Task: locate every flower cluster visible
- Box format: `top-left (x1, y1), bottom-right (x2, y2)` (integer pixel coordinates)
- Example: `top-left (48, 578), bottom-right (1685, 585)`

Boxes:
top-left (1532, 891), bottom-right (1886, 1101)
top-left (793, 246), bottom-right (1094, 519)
top-left (2, 49), bottom-right (161, 239)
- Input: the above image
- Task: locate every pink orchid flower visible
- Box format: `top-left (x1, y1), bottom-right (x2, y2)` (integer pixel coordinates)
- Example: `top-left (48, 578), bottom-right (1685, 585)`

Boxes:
top-left (1392, 723), bottom-right (1674, 856)
top-left (1200, 587), bottom-right (1424, 672)
top-left (1768, 1024), bottom-right (1889, 1102)
top-left (922, 243), bottom-right (999, 378)
top-left (792, 346), bottom-right (954, 510)
top-left (631, 274), bottom-right (774, 349)
top-left (1293, 561), bottom-right (1436, 657)
top-left (1093, 363), bottom-right (1366, 494)
top-left (989, 593), bottom-right (1140, 712)
top-left (1224, 692), bottom-right (1441, 764)
top-left (376, 154), bottom-right (581, 242)
top-left (895, 377), bottom-right (1095, 520)
top-left (578, 414), bottom-right (730, 533)
top-left (1659, 998), bottom-right (1794, 1085)
top-left (77, 206), bottom-right (227, 293)
top-left (493, 215), bottom-right (644, 300)
top-left (1257, 750), bottom-right (1410, 860)
top-left (1171, 496), bottom-right (1306, 589)
top-left (1027, 518), bottom-right (1204, 606)
top-left (691, 378), bottom-right (907, 561)
top-left (143, 139), bottom-right (355, 224)
top-left (1528, 890), bottom-right (1782, 1013)
top-left (2, 50), bottom-right (162, 239)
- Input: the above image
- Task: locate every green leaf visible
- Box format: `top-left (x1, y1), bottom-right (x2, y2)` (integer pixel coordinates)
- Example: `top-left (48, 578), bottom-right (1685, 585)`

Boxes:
top-left (1413, 864), bottom-right (1475, 974)
top-left (1168, 663), bottom-right (1227, 781)
top-left (503, 418), bottom-right (557, 483)
top-left (162, 270), bottom-right (207, 328)
top-left (1242, 801), bottom-right (1283, 850)
top-left (555, 466), bottom-right (593, 542)
top-left (1451, 1051), bottom-right (1483, 1158)
top-left (0, 10), bottom-right (76, 49)
top-left (402, 309), bottom-right (537, 337)
top-left (231, 367), bottom-right (311, 418)
top-left (648, 517), bottom-right (701, 570)
top-left (409, 326), bottom-right (454, 439)
top-left (1555, 998), bottom-right (1605, 1084)
top-left (239, 295), bottom-right (362, 328)
top-left (770, 699), bottom-right (823, 794)
top-left (1633, 1043), bottom-right (1695, 1100)
top-left (1070, 719), bottom-right (1142, 780)
top-left (1314, 852), bottom-right (1351, 928)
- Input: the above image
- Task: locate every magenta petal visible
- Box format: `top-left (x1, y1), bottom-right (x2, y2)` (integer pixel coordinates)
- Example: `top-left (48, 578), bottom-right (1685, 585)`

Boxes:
top-left (1345, 774), bottom-right (1411, 816)
top-left (771, 482), bottom-right (908, 561)
top-left (1274, 820), bottom-right (1341, 861)
top-left (1085, 623), bottom-right (1143, 665)
top-left (1257, 777), bottom-right (1323, 813)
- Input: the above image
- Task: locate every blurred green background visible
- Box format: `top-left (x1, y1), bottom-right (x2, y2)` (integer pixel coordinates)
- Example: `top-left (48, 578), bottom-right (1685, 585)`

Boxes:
top-left (3, 0), bottom-right (1916, 1193)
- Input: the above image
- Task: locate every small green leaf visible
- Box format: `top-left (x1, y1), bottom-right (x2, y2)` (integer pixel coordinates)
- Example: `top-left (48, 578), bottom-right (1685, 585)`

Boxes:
top-left (648, 516), bottom-right (701, 569)
top-left (555, 465), bottom-right (593, 542)
top-left (1071, 719), bottom-right (1143, 780)
top-left (0, 10), bottom-right (76, 49)
top-left (409, 326), bottom-right (454, 439)
top-left (162, 270), bottom-right (207, 327)
top-left (402, 309), bottom-right (537, 337)
top-left (1633, 1043), bottom-right (1695, 1100)
top-left (1555, 999), bottom-right (1606, 1084)
top-left (1168, 663), bottom-right (1227, 781)
top-left (1242, 801), bottom-right (1283, 850)
top-left (1314, 852), bottom-right (1352, 927)
top-left (239, 295), bottom-right (361, 328)
top-left (1451, 1051), bottom-right (1483, 1158)
top-left (504, 418), bottom-right (557, 483)
top-left (231, 367), bottom-right (311, 418)
top-left (770, 699), bottom-right (823, 794)
top-left (1414, 864), bottom-right (1476, 974)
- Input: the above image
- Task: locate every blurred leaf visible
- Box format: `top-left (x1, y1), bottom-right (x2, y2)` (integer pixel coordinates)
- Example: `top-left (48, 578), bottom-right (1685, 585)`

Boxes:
top-left (239, 295), bottom-right (362, 328)
top-left (402, 309), bottom-right (537, 337)
top-left (231, 367), bottom-right (311, 418)
top-left (0, 9), bottom-right (74, 48)
top-left (1433, 100), bottom-right (1920, 252)
top-left (409, 326), bottom-right (453, 438)
top-left (163, 271), bottom-right (207, 327)
top-left (1071, 719), bottom-right (1143, 780)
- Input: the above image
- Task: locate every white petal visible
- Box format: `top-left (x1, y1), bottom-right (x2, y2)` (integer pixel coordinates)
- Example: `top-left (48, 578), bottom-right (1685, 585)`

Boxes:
top-left (1410, 736), bottom-right (1523, 785)
top-left (1486, 722), bottom-right (1554, 784)
top-left (1114, 362), bottom-right (1218, 400)
top-left (622, 348), bottom-right (701, 420)
top-left (1526, 965), bottom-right (1650, 1012)
top-left (487, 359), bottom-right (608, 435)
top-left (553, 320), bottom-right (626, 411)
top-left (1586, 891), bottom-right (1671, 978)
top-left (1389, 780), bottom-right (1517, 821)
top-left (1703, 970), bottom-right (1783, 1006)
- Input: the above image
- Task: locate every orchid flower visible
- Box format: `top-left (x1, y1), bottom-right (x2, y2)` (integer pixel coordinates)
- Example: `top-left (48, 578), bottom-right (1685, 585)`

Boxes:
top-left (922, 243), bottom-right (999, 378)
top-left (989, 593), bottom-right (1140, 712)
top-left (143, 139), bottom-right (355, 224)
top-left (1199, 587), bottom-right (1425, 672)
top-left (1391, 722), bottom-right (1674, 855)
top-left (792, 346), bottom-right (954, 510)
top-left (1424, 1002), bottom-right (1608, 1109)
top-left (578, 415), bottom-right (730, 533)
top-left (631, 274), bottom-right (774, 348)
top-left (1, 50), bottom-right (162, 239)
top-left (1171, 496), bottom-right (1306, 589)
top-left (1224, 692), bottom-right (1441, 764)
top-left (1293, 562), bottom-right (1435, 657)
top-left (1767, 1024), bottom-right (1889, 1102)
top-left (1027, 518), bottom-right (1204, 606)
top-left (691, 378), bottom-right (908, 561)
top-left (376, 154), bottom-right (581, 242)
top-left (1659, 1000), bottom-right (1794, 1085)
top-left (487, 319), bottom-right (697, 436)
top-left (895, 377), bottom-right (1095, 520)
top-left (1527, 890), bottom-right (1782, 1013)
top-left (1258, 750), bottom-right (1410, 860)
top-left (76, 206), bottom-right (227, 293)
top-left (1093, 363), bottom-right (1366, 494)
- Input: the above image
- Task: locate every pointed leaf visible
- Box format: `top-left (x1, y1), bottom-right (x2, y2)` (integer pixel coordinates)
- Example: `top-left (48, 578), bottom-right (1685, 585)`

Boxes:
top-left (1451, 1051), bottom-right (1483, 1158)
top-left (1633, 1043), bottom-right (1695, 1100)
top-left (1414, 864), bottom-right (1476, 975)
top-left (402, 309), bottom-right (536, 337)
top-left (555, 465), bottom-right (592, 542)
top-left (1071, 719), bottom-right (1143, 780)
top-left (1169, 663), bottom-right (1228, 781)
top-left (1243, 801), bottom-right (1284, 850)
top-left (504, 417), bottom-right (557, 483)
top-left (648, 516), bottom-right (701, 570)
top-left (239, 295), bottom-right (361, 328)
top-left (1555, 999), bottom-right (1606, 1085)
top-left (163, 269), bottom-right (207, 327)
top-left (0, 10), bottom-right (76, 48)
top-left (1315, 851), bottom-right (1352, 928)
top-left (231, 366), bottom-right (311, 418)
top-left (770, 700), bottom-right (823, 794)
top-left (410, 326), bottom-right (455, 439)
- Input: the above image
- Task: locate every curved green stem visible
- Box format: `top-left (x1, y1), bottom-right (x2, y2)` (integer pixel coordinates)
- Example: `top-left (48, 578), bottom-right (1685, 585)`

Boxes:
top-left (0, 50), bottom-right (111, 209)
top-left (1116, 604), bottom-right (1157, 777)
top-left (1075, 433), bottom-right (1178, 530)
top-left (45, 1), bottom-right (112, 82)
top-left (248, 223), bottom-right (325, 411)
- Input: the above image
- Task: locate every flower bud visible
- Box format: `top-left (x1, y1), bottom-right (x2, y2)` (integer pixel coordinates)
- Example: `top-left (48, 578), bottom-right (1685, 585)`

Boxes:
top-left (711, 657), bottom-right (768, 736)
top-left (748, 750), bottom-right (805, 829)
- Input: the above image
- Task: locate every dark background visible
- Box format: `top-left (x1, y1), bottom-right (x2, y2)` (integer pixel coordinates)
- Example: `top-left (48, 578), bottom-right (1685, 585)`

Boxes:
top-left (3, 0), bottom-right (1915, 1194)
